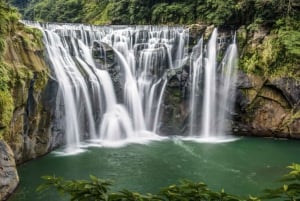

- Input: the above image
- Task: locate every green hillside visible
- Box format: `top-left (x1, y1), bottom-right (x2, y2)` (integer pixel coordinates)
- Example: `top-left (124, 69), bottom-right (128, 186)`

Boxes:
top-left (6, 0), bottom-right (299, 27)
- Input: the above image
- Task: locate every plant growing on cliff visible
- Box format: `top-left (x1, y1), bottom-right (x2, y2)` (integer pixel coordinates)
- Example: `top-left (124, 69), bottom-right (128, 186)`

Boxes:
top-left (0, 90), bottom-right (13, 130)
top-left (0, 62), bottom-right (14, 139)
top-left (38, 164), bottom-right (300, 201)
top-left (239, 16), bottom-right (300, 78)
top-left (0, 0), bottom-right (49, 141)
top-left (0, 1), bottom-right (20, 35)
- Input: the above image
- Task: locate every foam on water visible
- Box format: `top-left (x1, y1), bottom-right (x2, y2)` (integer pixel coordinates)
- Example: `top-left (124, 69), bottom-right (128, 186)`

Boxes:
top-left (180, 136), bottom-right (240, 144)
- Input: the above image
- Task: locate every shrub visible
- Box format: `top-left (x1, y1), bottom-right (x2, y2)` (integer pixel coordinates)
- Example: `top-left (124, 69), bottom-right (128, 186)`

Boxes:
top-left (38, 164), bottom-right (300, 201)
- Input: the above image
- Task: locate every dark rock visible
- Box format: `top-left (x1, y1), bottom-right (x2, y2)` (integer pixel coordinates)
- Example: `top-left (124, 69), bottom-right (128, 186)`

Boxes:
top-left (252, 28), bottom-right (270, 43)
top-left (92, 41), bottom-right (116, 69)
top-left (268, 77), bottom-right (300, 107)
top-left (235, 89), bottom-right (249, 113)
top-left (187, 24), bottom-right (207, 50)
top-left (236, 71), bottom-right (253, 89)
top-left (289, 118), bottom-right (300, 138)
top-left (160, 74), bottom-right (189, 135)
top-left (233, 74), bottom-right (300, 139)
top-left (133, 30), bottom-right (149, 44)
top-left (0, 140), bottom-right (19, 201)
top-left (9, 74), bottom-right (61, 164)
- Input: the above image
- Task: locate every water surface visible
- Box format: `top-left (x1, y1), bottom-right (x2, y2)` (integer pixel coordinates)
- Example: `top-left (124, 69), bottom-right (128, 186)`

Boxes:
top-left (10, 137), bottom-right (300, 200)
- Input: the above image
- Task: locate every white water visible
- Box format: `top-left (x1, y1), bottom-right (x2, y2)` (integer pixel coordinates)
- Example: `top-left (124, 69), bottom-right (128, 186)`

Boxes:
top-left (189, 38), bottom-right (203, 135)
top-left (153, 79), bottom-right (168, 132)
top-left (202, 29), bottom-right (218, 137)
top-left (189, 29), bottom-right (238, 138)
top-left (217, 35), bottom-right (238, 134)
top-left (25, 22), bottom-right (189, 150)
top-left (24, 21), bottom-right (238, 149)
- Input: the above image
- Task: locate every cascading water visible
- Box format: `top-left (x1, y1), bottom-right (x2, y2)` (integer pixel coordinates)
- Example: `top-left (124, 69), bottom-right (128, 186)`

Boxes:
top-left (189, 38), bottom-right (204, 136)
top-left (189, 29), bottom-right (238, 139)
top-left (25, 22), bottom-right (189, 150)
top-left (202, 29), bottom-right (218, 137)
top-left (42, 29), bottom-right (97, 149)
top-left (217, 35), bottom-right (238, 134)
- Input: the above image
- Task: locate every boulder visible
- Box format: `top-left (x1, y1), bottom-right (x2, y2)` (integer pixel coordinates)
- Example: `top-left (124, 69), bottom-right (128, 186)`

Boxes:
top-left (0, 140), bottom-right (19, 201)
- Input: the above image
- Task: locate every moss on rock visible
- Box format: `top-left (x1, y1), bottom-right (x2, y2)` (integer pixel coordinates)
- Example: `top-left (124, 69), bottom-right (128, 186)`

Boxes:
top-left (239, 19), bottom-right (300, 80)
top-left (0, 3), bottom-right (51, 160)
top-left (0, 90), bottom-right (14, 131)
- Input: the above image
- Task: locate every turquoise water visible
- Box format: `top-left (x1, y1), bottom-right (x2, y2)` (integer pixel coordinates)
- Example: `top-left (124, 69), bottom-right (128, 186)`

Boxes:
top-left (10, 137), bottom-right (300, 200)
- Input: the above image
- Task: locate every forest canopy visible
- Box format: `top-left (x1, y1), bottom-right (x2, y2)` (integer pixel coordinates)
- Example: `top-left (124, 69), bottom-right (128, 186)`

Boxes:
top-left (6, 0), bottom-right (300, 27)
top-left (3, 0), bottom-right (300, 77)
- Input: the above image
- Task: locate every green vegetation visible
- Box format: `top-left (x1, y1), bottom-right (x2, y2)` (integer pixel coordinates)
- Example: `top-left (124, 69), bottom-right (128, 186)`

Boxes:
top-left (7, 0), bottom-right (299, 78)
top-left (38, 176), bottom-right (243, 201)
top-left (0, 90), bottom-right (13, 128)
top-left (0, 0), bottom-right (18, 138)
top-left (0, 85), bottom-right (13, 129)
top-left (38, 163), bottom-right (300, 201)
top-left (262, 163), bottom-right (300, 200)
top-left (0, 62), bottom-right (14, 139)
top-left (0, 0), bottom-right (48, 140)
top-left (22, 0), bottom-right (83, 23)
top-left (0, 1), bottom-right (20, 36)
top-left (240, 17), bottom-right (300, 77)
top-left (7, 0), bottom-right (299, 26)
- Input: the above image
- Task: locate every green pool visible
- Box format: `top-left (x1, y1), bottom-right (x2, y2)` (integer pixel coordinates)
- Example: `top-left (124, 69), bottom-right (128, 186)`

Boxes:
top-left (9, 137), bottom-right (300, 200)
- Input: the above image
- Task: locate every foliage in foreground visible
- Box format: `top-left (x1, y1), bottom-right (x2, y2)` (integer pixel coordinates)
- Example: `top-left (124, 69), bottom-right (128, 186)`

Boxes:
top-left (38, 163), bottom-right (300, 201)
top-left (261, 163), bottom-right (300, 200)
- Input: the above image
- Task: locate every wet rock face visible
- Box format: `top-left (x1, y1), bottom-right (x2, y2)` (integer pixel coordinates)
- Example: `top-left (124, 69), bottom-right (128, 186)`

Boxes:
top-left (1, 25), bottom-right (62, 164)
top-left (187, 24), bottom-right (207, 51)
top-left (160, 78), bottom-right (183, 135)
top-left (233, 72), bottom-right (300, 138)
top-left (92, 41), bottom-right (116, 70)
top-left (92, 41), bottom-right (125, 103)
top-left (160, 67), bottom-right (190, 135)
top-left (8, 75), bottom-right (60, 164)
top-left (0, 140), bottom-right (19, 201)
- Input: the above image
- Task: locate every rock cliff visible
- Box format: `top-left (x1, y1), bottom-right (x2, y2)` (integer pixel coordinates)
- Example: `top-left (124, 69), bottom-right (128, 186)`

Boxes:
top-left (1, 23), bottom-right (60, 164)
top-left (0, 22), bottom-right (60, 200)
top-left (234, 73), bottom-right (300, 138)
top-left (233, 24), bottom-right (300, 138)
top-left (0, 140), bottom-right (18, 201)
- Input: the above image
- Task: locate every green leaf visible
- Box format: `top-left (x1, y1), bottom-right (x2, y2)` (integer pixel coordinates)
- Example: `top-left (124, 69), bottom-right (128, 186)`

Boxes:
top-left (283, 184), bottom-right (288, 192)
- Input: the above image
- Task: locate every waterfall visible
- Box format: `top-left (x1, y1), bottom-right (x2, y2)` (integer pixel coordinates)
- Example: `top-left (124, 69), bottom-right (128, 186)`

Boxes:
top-left (189, 38), bottom-right (203, 136)
top-left (113, 48), bottom-right (146, 132)
top-left (153, 79), bottom-right (168, 132)
top-left (24, 21), bottom-right (238, 147)
top-left (24, 22), bottom-right (189, 150)
top-left (201, 29), bottom-right (218, 137)
top-left (217, 36), bottom-right (238, 134)
top-left (189, 29), bottom-right (238, 139)
top-left (42, 29), bottom-right (97, 148)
